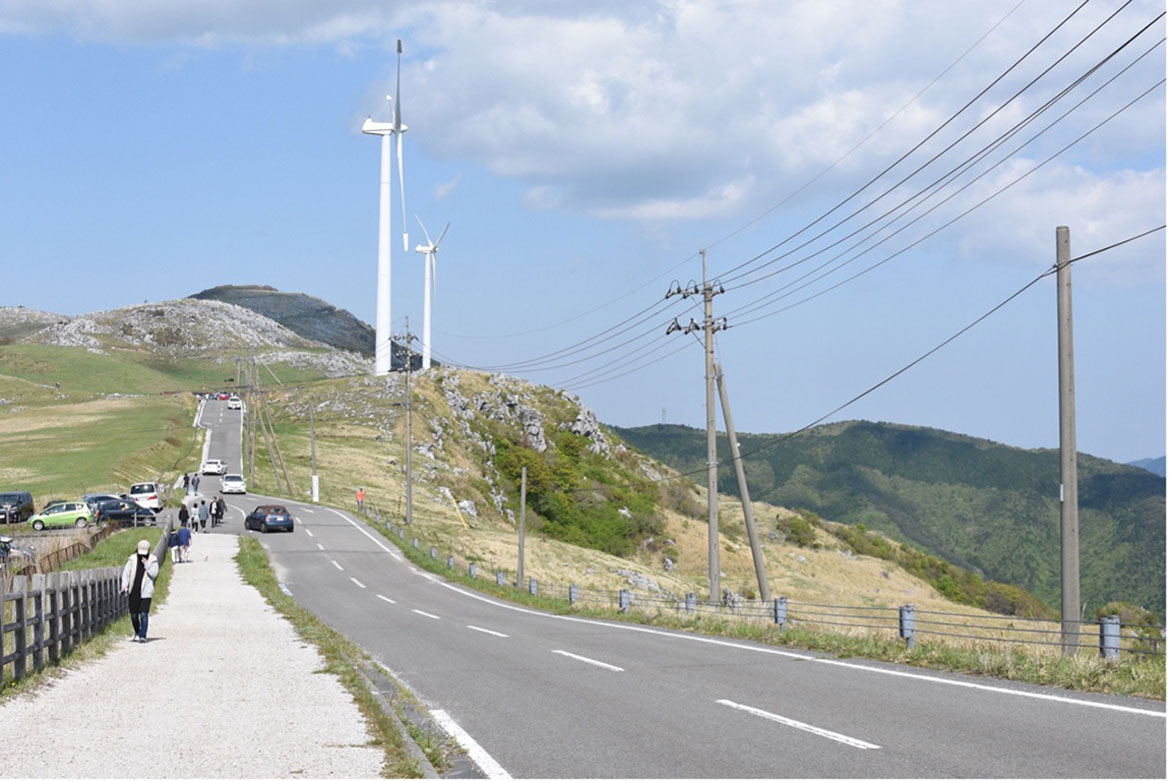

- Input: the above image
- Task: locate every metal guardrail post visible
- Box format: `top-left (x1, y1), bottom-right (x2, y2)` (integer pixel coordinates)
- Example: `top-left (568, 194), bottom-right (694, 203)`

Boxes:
top-left (569, 584), bottom-right (578, 604)
top-left (528, 578), bottom-right (538, 596)
top-left (496, 570), bottom-right (504, 587)
top-left (899, 604), bottom-right (916, 649)
top-left (685, 592), bottom-right (697, 613)
top-left (773, 597), bottom-right (787, 629)
top-left (412, 537), bottom-right (418, 549)
top-left (619, 589), bottom-right (630, 613)
top-left (469, 562), bottom-right (477, 579)
top-left (447, 554), bottom-right (455, 569)
top-left (429, 546), bottom-right (437, 559)
top-left (398, 529), bottom-right (405, 539)
top-left (1099, 615), bottom-right (1121, 662)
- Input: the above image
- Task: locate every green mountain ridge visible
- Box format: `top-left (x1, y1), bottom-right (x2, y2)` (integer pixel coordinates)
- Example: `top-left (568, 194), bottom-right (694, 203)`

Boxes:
top-left (614, 420), bottom-right (1166, 619)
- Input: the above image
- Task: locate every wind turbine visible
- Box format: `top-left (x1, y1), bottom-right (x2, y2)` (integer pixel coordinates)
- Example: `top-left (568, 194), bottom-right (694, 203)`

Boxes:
top-left (362, 39), bottom-right (409, 376)
top-left (415, 217), bottom-right (450, 371)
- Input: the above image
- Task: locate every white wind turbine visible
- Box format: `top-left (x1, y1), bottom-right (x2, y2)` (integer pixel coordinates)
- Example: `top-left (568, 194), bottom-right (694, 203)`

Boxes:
top-left (415, 216), bottom-right (450, 371)
top-left (362, 39), bottom-right (409, 376)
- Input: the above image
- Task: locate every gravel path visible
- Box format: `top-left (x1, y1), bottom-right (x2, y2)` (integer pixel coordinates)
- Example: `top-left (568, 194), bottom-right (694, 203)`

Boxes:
top-left (0, 533), bottom-right (383, 778)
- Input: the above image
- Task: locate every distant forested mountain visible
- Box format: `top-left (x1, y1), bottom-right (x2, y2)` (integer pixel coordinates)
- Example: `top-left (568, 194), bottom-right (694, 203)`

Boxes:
top-left (614, 420), bottom-right (1165, 617)
top-left (1128, 456), bottom-right (1166, 477)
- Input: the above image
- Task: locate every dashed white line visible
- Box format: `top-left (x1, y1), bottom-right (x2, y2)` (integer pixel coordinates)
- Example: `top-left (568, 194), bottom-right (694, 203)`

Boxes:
top-left (432, 709), bottom-right (511, 780)
top-left (551, 649), bottom-right (624, 672)
top-left (350, 577), bottom-right (366, 589)
top-left (717, 699), bottom-right (880, 750)
top-left (412, 609), bottom-right (441, 620)
top-left (301, 507), bottom-right (315, 514)
top-left (331, 560), bottom-right (343, 571)
top-left (376, 594), bottom-right (397, 605)
top-left (316, 543), bottom-right (325, 551)
top-left (304, 528), bottom-right (314, 538)
top-left (467, 625), bottom-right (509, 638)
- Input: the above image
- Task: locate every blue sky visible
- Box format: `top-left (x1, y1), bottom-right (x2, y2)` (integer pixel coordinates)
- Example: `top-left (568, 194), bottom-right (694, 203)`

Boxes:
top-left (0, 1), bottom-right (1164, 464)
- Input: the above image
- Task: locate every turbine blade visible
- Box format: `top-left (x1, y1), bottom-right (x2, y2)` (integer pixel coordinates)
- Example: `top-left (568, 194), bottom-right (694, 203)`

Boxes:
top-left (394, 40), bottom-right (403, 127)
top-left (416, 215), bottom-right (433, 247)
top-left (435, 222), bottom-right (450, 249)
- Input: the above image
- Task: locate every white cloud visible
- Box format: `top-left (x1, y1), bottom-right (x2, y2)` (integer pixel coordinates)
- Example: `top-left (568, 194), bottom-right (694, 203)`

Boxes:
top-left (434, 173), bottom-right (461, 199)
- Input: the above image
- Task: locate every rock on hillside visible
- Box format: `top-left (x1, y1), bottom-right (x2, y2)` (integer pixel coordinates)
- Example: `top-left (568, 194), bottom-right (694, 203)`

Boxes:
top-left (190, 285), bottom-right (375, 356)
top-left (0, 306), bottom-right (70, 342)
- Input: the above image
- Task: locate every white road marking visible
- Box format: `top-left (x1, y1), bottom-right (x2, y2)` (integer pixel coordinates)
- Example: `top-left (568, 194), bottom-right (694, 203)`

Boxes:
top-left (331, 560), bottom-right (343, 571)
top-left (325, 508), bottom-right (402, 561)
top-left (316, 543), bottom-right (324, 551)
top-left (432, 709), bottom-right (511, 780)
top-left (467, 625), bottom-right (509, 638)
top-left (376, 594), bottom-right (397, 605)
top-left (304, 528), bottom-right (314, 538)
top-left (551, 649), bottom-right (624, 672)
top-left (350, 577), bottom-right (366, 589)
top-left (412, 609), bottom-right (441, 620)
top-left (301, 507), bottom-right (315, 514)
top-left (430, 582), bottom-right (1165, 719)
top-left (717, 699), bottom-right (880, 750)
top-left (278, 583), bottom-right (293, 596)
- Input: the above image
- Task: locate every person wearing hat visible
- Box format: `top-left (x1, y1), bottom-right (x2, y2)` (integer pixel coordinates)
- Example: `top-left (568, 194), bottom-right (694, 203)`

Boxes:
top-left (120, 539), bottom-right (159, 642)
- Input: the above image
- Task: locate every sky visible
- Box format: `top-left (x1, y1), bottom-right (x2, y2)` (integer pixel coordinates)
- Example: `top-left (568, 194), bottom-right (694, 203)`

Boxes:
top-left (0, 0), bottom-right (1165, 465)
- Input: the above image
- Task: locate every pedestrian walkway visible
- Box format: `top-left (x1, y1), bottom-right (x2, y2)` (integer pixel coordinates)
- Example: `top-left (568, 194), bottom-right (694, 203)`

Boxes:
top-left (0, 534), bottom-right (382, 778)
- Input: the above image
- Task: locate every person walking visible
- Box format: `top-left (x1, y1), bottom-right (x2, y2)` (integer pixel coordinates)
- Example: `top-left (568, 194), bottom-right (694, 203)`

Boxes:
top-left (177, 523), bottom-right (191, 562)
top-left (192, 473), bottom-right (201, 495)
top-left (178, 502), bottom-right (190, 529)
top-left (198, 500), bottom-right (209, 531)
top-left (167, 526), bottom-right (180, 563)
top-left (211, 495), bottom-right (224, 527)
top-left (182, 473), bottom-right (190, 495)
top-left (356, 487), bottom-right (365, 513)
top-left (120, 539), bottom-right (159, 642)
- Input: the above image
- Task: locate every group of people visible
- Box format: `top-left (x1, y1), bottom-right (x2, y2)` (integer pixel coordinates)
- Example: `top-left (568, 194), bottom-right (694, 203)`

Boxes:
top-left (177, 495), bottom-right (226, 530)
top-left (182, 472), bottom-right (201, 496)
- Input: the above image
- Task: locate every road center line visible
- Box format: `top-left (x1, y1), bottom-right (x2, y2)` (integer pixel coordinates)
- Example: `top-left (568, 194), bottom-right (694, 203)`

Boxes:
top-left (325, 507), bottom-right (402, 561)
top-left (412, 609), bottom-right (441, 620)
top-left (551, 649), bottom-right (624, 672)
top-left (432, 709), bottom-right (511, 780)
top-left (717, 699), bottom-right (880, 750)
top-left (376, 594), bottom-right (397, 605)
top-left (350, 577), bottom-right (366, 589)
top-left (331, 559), bottom-right (343, 571)
top-left (304, 528), bottom-right (314, 538)
top-left (316, 543), bottom-right (325, 551)
top-left (467, 625), bottom-right (509, 638)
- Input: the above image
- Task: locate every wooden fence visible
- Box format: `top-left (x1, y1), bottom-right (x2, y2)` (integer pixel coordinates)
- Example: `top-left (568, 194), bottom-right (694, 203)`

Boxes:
top-left (1, 567), bottom-right (127, 686)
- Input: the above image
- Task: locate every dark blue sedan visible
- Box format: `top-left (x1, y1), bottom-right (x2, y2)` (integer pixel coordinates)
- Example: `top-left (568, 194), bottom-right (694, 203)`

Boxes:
top-left (245, 505), bottom-right (294, 533)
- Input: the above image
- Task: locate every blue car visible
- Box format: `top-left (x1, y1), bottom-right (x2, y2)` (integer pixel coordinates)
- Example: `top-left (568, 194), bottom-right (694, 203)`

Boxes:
top-left (244, 505), bottom-right (294, 533)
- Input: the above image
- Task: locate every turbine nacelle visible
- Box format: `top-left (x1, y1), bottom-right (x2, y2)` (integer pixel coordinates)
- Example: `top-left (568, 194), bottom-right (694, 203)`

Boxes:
top-left (361, 118), bottom-right (395, 135)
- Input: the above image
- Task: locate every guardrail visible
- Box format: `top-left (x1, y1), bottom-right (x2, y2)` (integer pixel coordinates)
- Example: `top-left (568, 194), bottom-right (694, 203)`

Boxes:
top-left (373, 518), bottom-right (1165, 661)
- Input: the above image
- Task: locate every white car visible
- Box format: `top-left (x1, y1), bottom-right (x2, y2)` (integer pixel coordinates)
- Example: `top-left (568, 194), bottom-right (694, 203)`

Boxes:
top-left (201, 459), bottom-right (227, 475)
top-left (227, 396), bottom-right (242, 410)
top-left (128, 482), bottom-right (163, 511)
top-left (221, 474), bottom-right (247, 494)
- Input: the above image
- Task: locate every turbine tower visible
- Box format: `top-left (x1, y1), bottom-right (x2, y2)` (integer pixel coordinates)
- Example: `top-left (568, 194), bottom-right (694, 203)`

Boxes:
top-left (362, 39), bottom-right (409, 375)
top-left (415, 217), bottom-right (450, 371)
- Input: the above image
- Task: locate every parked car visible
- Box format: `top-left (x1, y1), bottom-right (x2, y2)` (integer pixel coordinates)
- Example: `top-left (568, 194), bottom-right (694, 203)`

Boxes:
top-left (83, 492), bottom-right (123, 508)
top-left (227, 396), bottom-right (242, 410)
top-left (128, 482), bottom-right (164, 511)
top-left (93, 498), bottom-right (156, 527)
top-left (0, 491), bottom-right (34, 524)
top-left (201, 459), bottom-right (227, 475)
top-left (28, 501), bottom-right (95, 531)
top-left (221, 474), bottom-right (247, 494)
top-left (244, 505), bottom-right (294, 533)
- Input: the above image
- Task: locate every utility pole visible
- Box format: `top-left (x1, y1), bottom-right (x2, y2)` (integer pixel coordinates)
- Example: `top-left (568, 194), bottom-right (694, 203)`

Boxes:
top-left (665, 249), bottom-right (727, 604)
top-left (247, 358), bottom-right (257, 483)
top-left (716, 362), bottom-right (770, 602)
top-left (397, 319), bottom-right (417, 525)
top-left (517, 465), bottom-right (527, 588)
top-left (1056, 226), bottom-right (1080, 656)
top-left (310, 408), bottom-right (318, 502)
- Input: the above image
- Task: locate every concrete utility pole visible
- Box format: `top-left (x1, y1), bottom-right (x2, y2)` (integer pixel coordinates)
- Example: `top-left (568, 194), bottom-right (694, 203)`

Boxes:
top-left (1056, 226), bottom-right (1080, 656)
top-left (665, 250), bottom-right (727, 604)
top-left (716, 363), bottom-right (770, 602)
top-left (517, 465), bottom-right (527, 588)
top-left (402, 318), bottom-right (415, 525)
top-left (310, 408), bottom-right (318, 503)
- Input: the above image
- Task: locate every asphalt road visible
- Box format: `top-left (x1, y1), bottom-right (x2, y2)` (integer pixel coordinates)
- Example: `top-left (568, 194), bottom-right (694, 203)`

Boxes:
top-left (194, 399), bottom-right (1166, 778)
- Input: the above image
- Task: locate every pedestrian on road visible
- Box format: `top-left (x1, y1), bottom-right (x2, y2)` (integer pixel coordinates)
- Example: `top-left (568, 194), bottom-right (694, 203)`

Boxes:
top-left (198, 500), bottom-right (209, 531)
top-left (168, 527), bottom-right (180, 563)
top-left (178, 524), bottom-right (191, 562)
top-left (178, 502), bottom-right (189, 528)
top-left (192, 473), bottom-right (201, 495)
top-left (182, 473), bottom-right (190, 495)
top-left (356, 487), bottom-right (365, 513)
top-left (120, 539), bottom-right (158, 642)
top-left (212, 495), bottom-right (225, 527)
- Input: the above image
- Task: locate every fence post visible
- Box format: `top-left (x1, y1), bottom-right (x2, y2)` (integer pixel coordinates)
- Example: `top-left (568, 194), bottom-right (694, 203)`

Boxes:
top-left (569, 584), bottom-right (578, 604)
top-left (47, 572), bottom-right (60, 665)
top-left (528, 578), bottom-right (538, 596)
top-left (32, 573), bottom-right (45, 671)
top-left (429, 546), bottom-right (437, 560)
top-left (14, 575), bottom-right (27, 682)
top-left (899, 604), bottom-right (916, 649)
top-left (469, 562), bottom-right (477, 579)
top-left (0, 571), bottom-right (6, 686)
top-left (412, 537), bottom-right (418, 549)
top-left (685, 592), bottom-right (697, 613)
top-left (619, 589), bottom-right (630, 613)
top-left (496, 570), bottom-right (504, 587)
top-left (398, 528), bottom-right (405, 539)
top-left (447, 554), bottom-right (455, 570)
top-left (1099, 614), bottom-right (1121, 662)
top-left (773, 597), bottom-right (788, 629)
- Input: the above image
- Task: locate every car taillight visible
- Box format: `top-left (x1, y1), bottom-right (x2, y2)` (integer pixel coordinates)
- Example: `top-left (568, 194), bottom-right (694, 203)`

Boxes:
top-left (149, 495), bottom-right (157, 501)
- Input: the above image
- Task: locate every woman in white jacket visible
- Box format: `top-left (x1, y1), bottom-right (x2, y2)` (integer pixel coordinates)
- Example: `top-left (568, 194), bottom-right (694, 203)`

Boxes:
top-left (121, 539), bottom-right (159, 642)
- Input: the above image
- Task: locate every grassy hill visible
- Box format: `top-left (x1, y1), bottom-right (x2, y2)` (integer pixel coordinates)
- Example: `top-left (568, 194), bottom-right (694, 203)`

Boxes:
top-left (614, 421), bottom-right (1166, 619)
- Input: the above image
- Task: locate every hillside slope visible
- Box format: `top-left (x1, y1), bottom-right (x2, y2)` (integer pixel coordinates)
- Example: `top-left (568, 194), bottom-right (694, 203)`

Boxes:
top-left (614, 421), bottom-right (1165, 617)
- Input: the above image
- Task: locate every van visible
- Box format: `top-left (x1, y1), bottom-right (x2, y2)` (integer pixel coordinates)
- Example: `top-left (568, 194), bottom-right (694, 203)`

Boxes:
top-left (0, 491), bottom-right (34, 524)
top-left (128, 482), bottom-right (163, 511)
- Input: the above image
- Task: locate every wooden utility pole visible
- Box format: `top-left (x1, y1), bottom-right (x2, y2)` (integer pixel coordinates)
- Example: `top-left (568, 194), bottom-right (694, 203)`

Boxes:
top-left (403, 318), bottom-right (415, 525)
top-left (1056, 226), bottom-right (1081, 655)
top-left (716, 363), bottom-right (770, 602)
top-left (517, 465), bottom-right (527, 588)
